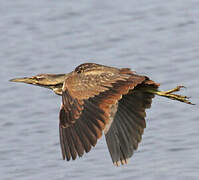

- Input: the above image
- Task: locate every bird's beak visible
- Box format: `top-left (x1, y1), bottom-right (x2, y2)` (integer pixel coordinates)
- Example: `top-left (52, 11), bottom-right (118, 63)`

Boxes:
top-left (10, 77), bottom-right (36, 85)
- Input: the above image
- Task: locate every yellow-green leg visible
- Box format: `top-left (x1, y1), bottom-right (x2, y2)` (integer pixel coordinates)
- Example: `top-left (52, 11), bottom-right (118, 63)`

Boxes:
top-left (145, 86), bottom-right (194, 105)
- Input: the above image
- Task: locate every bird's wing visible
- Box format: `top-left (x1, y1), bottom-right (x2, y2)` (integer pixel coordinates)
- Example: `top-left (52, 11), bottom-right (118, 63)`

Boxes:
top-left (59, 67), bottom-right (148, 161)
top-left (105, 89), bottom-right (156, 166)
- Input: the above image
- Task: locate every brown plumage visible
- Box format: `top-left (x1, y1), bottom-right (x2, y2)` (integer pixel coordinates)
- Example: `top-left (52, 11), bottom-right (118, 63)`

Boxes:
top-left (59, 63), bottom-right (160, 165)
top-left (10, 63), bottom-right (193, 166)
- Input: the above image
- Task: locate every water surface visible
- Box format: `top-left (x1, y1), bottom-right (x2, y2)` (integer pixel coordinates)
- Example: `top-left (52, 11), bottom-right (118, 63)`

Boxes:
top-left (1, 1), bottom-right (199, 180)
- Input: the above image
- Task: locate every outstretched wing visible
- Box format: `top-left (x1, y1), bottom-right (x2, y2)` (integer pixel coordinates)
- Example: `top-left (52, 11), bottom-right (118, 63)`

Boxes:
top-left (59, 63), bottom-right (148, 161)
top-left (105, 88), bottom-right (157, 166)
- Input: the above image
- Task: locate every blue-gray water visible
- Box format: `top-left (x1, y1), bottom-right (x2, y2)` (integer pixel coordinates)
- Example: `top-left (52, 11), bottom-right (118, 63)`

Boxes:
top-left (1, 1), bottom-right (199, 180)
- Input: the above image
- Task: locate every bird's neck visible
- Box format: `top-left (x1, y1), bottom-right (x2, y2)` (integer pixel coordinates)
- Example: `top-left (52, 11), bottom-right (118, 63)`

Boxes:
top-left (50, 84), bottom-right (63, 96)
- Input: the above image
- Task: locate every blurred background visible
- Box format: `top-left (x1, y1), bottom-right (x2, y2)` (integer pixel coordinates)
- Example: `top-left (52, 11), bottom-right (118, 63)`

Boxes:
top-left (0, 0), bottom-right (199, 180)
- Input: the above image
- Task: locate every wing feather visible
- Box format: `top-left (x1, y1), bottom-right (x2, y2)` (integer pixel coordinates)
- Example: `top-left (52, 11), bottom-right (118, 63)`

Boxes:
top-left (59, 63), bottom-right (159, 161)
top-left (105, 89), bottom-right (158, 165)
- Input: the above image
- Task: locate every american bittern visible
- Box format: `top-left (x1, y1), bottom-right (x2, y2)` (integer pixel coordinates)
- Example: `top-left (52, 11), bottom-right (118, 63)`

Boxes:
top-left (10, 63), bottom-right (193, 166)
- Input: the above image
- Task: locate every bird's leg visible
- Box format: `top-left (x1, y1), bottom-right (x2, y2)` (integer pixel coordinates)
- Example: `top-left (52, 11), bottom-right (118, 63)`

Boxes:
top-left (160, 85), bottom-right (185, 94)
top-left (144, 86), bottom-right (194, 105)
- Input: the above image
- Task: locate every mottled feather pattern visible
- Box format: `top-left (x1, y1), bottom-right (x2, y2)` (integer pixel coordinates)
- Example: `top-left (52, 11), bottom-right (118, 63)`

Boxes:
top-left (64, 72), bottom-right (131, 100)
top-left (75, 63), bottom-right (119, 74)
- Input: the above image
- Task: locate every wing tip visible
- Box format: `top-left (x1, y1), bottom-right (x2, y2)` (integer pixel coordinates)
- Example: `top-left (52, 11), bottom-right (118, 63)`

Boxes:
top-left (113, 158), bottom-right (129, 166)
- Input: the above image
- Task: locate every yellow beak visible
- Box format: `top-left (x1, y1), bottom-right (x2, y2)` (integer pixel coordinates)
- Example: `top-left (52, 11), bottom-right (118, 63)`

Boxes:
top-left (9, 77), bottom-right (36, 84)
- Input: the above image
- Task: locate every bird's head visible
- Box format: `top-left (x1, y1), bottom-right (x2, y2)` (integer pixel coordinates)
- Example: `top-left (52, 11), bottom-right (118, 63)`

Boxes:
top-left (10, 73), bottom-right (69, 95)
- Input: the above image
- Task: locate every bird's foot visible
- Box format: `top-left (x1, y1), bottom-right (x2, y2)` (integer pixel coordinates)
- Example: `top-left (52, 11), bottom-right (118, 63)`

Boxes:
top-left (156, 86), bottom-right (194, 105)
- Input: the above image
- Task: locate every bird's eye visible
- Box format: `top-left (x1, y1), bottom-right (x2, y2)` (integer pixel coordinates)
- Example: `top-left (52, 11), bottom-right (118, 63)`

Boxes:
top-left (34, 76), bottom-right (44, 81)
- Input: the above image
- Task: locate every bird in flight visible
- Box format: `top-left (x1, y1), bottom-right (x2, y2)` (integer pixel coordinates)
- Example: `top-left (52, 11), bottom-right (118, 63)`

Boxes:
top-left (10, 63), bottom-right (193, 166)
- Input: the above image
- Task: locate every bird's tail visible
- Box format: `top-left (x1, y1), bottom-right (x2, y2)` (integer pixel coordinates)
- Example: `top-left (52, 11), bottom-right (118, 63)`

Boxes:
top-left (141, 85), bottom-right (194, 105)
